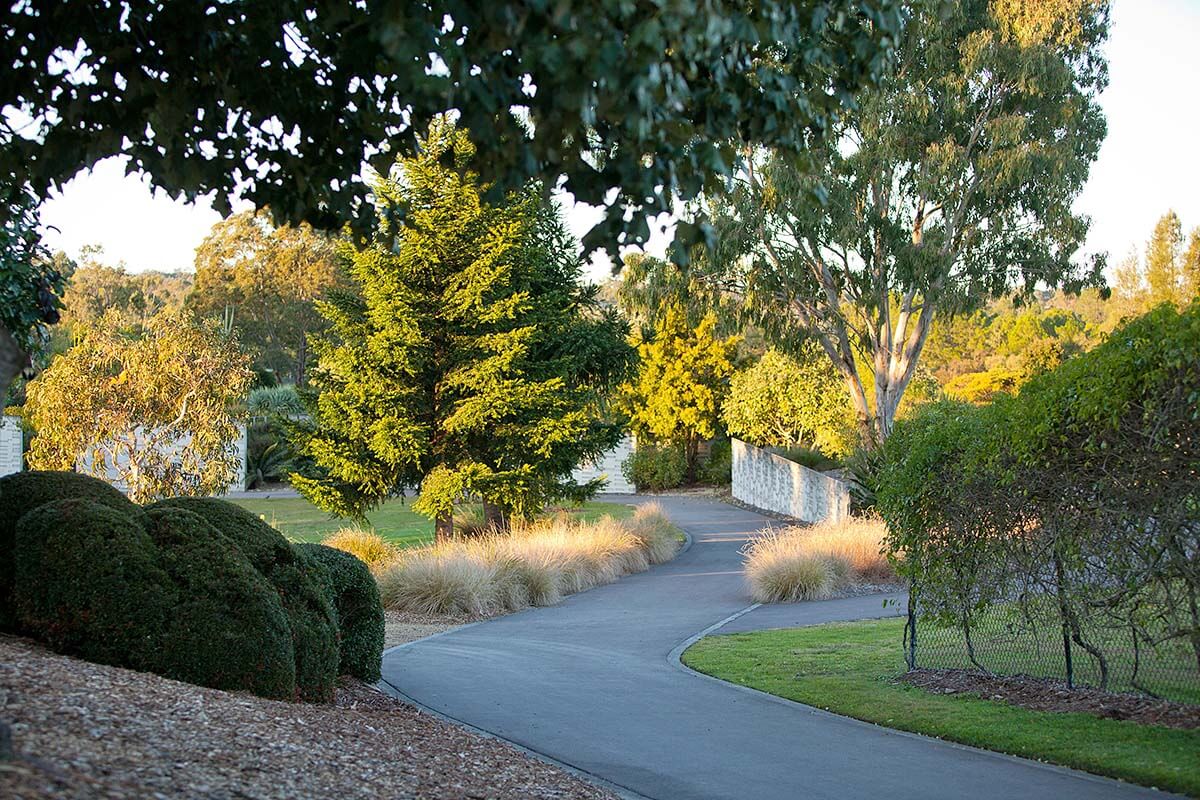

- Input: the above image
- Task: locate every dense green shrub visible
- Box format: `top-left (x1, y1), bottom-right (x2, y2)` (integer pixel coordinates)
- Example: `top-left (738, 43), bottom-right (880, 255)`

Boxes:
top-left (701, 439), bottom-right (733, 485)
top-left (12, 498), bottom-right (176, 670)
top-left (149, 497), bottom-right (339, 702)
top-left (621, 443), bottom-right (688, 491)
top-left (296, 543), bottom-right (385, 683)
top-left (143, 506), bottom-right (297, 699)
top-left (878, 303), bottom-right (1200, 688)
top-left (0, 470), bottom-right (140, 630)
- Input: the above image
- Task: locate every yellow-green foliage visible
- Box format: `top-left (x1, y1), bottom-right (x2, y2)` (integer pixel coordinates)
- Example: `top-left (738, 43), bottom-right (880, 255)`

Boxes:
top-left (743, 517), bottom-right (894, 603)
top-left (620, 303), bottom-right (737, 462)
top-left (723, 347), bottom-right (855, 458)
top-left (321, 528), bottom-right (399, 570)
top-left (23, 309), bottom-right (253, 503)
top-left (376, 505), bottom-right (681, 616)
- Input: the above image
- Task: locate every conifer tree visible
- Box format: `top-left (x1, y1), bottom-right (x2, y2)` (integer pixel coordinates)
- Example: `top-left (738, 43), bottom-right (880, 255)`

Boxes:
top-left (1145, 211), bottom-right (1183, 306)
top-left (292, 123), bottom-right (633, 538)
top-left (1182, 227), bottom-right (1200, 301)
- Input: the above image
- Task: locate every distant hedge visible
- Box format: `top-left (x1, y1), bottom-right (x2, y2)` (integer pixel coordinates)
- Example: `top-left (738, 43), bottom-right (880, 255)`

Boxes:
top-left (297, 543), bottom-right (385, 683)
top-left (2, 472), bottom-right (359, 702)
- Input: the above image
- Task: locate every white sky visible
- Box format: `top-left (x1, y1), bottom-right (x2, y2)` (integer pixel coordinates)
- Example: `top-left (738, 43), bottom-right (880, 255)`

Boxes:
top-left (37, 0), bottom-right (1200, 283)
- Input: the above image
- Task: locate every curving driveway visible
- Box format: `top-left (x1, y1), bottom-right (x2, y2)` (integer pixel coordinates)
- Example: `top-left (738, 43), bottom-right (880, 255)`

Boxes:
top-left (379, 495), bottom-right (1171, 800)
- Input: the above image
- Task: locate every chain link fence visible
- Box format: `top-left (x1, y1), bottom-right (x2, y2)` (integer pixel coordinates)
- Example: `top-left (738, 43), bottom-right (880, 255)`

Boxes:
top-left (904, 590), bottom-right (1200, 706)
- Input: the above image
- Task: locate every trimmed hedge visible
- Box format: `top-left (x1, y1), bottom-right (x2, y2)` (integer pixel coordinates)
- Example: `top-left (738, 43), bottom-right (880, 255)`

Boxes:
top-left (0, 471), bottom-right (139, 630)
top-left (12, 497), bottom-right (176, 671)
top-left (143, 506), bottom-right (297, 699)
top-left (149, 498), bottom-right (339, 702)
top-left (297, 543), bottom-right (385, 683)
top-left (8, 473), bottom-right (348, 703)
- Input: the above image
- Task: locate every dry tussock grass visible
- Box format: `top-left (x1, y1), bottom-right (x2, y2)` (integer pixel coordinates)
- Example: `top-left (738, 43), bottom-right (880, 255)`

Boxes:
top-left (320, 528), bottom-right (400, 570)
top-left (743, 517), bottom-right (895, 603)
top-left (376, 503), bottom-right (680, 616)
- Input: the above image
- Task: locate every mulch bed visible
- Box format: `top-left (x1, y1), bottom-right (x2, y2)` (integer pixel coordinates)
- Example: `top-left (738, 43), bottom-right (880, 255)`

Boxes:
top-left (0, 635), bottom-right (614, 800)
top-left (899, 668), bottom-right (1200, 730)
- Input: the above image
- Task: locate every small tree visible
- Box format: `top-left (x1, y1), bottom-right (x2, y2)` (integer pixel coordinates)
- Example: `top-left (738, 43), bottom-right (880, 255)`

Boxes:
top-left (293, 123), bottom-right (634, 538)
top-left (722, 347), bottom-right (855, 457)
top-left (1145, 211), bottom-right (1184, 307)
top-left (621, 303), bottom-right (738, 481)
top-left (24, 309), bottom-right (252, 502)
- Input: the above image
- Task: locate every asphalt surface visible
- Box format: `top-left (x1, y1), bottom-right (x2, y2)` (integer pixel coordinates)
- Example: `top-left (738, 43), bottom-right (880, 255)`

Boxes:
top-left (380, 495), bottom-right (1173, 800)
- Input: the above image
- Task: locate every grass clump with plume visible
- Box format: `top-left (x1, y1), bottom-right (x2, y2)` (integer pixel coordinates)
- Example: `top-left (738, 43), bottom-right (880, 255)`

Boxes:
top-left (376, 503), bottom-right (680, 616)
top-left (743, 517), bottom-right (896, 603)
top-left (320, 528), bottom-right (400, 570)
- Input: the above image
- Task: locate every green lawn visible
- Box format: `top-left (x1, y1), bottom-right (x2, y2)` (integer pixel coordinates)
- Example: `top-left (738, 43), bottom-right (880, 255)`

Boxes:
top-left (683, 618), bottom-right (1200, 797)
top-left (229, 495), bottom-right (636, 547)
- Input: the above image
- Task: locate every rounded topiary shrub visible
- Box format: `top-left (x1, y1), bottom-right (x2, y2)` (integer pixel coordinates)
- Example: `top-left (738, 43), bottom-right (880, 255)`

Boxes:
top-left (148, 497), bottom-right (339, 702)
top-left (0, 471), bottom-right (140, 630)
top-left (11, 497), bottom-right (176, 671)
top-left (296, 543), bottom-right (385, 683)
top-left (143, 506), bottom-right (297, 700)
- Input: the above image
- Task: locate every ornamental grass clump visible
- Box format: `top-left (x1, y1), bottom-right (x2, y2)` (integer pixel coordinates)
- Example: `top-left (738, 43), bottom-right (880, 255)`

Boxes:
top-left (377, 549), bottom-right (498, 617)
top-left (376, 507), bottom-right (682, 616)
top-left (321, 528), bottom-right (399, 571)
top-left (743, 517), bottom-right (894, 603)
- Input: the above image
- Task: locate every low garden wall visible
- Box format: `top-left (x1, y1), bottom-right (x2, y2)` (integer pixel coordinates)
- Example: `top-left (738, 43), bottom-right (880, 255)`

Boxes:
top-left (731, 438), bottom-right (849, 523)
top-left (1, 416), bottom-right (22, 477)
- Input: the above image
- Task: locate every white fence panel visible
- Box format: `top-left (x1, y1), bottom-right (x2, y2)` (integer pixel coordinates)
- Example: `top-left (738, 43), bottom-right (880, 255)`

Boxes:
top-left (0, 416), bottom-right (22, 477)
top-left (79, 424), bottom-right (248, 496)
top-left (731, 438), bottom-right (849, 523)
top-left (572, 434), bottom-right (635, 495)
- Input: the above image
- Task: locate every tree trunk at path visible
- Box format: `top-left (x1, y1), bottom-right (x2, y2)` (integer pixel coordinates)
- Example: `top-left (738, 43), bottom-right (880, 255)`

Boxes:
top-left (435, 512), bottom-right (454, 543)
top-left (684, 436), bottom-right (699, 484)
top-left (0, 328), bottom-right (25, 409)
top-left (482, 500), bottom-right (510, 533)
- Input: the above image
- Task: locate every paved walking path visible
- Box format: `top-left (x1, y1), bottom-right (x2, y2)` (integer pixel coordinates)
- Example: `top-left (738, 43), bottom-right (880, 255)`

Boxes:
top-left (380, 495), bottom-right (1170, 800)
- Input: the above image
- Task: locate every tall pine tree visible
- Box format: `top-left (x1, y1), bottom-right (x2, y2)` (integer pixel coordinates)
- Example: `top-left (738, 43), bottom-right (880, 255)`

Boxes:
top-left (292, 122), bottom-right (633, 538)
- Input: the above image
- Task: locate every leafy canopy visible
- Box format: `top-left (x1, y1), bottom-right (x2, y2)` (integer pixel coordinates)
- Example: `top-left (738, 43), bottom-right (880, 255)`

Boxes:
top-left (2, 0), bottom-right (901, 249)
top-left (187, 209), bottom-right (342, 385)
top-left (722, 347), bottom-right (855, 457)
top-left (705, 0), bottom-right (1110, 443)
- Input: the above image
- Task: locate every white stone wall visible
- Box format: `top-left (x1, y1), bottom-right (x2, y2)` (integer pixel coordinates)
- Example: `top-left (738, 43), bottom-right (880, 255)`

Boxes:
top-left (731, 438), bottom-right (849, 523)
top-left (571, 434), bottom-right (636, 495)
top-left (79, 424), bottom-right (248, 496)
top-left (0, 416), bottom-right (23, 477)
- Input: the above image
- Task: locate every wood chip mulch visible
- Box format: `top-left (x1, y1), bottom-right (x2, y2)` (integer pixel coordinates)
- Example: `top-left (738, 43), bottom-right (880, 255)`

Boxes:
top-left (898, 667), bottom-right (1200, 730)
top-left (0, 635), bottom-right (614, 800)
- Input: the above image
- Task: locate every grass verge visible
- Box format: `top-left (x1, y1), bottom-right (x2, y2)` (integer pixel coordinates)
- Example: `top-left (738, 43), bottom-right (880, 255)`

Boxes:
top-left (227, 496), bottom-right (634, 547)
top-left (682, 617), bottom-right (1200, 797)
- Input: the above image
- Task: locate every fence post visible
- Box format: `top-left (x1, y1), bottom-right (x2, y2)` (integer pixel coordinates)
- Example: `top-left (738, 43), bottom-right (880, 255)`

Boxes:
top-left (905, 587), bottom-right (918, 671)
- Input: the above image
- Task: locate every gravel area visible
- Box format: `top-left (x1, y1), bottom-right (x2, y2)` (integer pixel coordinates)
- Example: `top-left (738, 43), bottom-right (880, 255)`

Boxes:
top-left (0, 635), bottom-right (614, 800)
top-left (384, 610), bottom-right (473, 649)
top-left (899, 668), bottom-right (1200, 730)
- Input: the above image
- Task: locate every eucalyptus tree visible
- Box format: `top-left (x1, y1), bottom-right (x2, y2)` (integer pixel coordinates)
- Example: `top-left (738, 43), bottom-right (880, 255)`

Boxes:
top-left (0, 0), bottom-right (902, 400)
top-left (705, 0), bottom-right (1109, 444)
